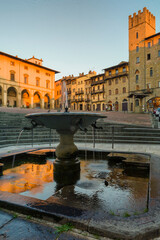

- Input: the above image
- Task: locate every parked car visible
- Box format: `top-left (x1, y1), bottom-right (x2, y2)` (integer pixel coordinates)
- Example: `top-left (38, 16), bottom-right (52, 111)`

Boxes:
top-left (155, 107), bottom-right (160, 117)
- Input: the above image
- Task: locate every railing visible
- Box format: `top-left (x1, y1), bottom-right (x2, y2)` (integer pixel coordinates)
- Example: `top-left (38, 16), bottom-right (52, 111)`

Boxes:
top-left (91, 79), bottom-right (105, 86)
top-left (91, 89), bottom-right (105, 94)
top-left (75, 91), bottom-right (84, 95)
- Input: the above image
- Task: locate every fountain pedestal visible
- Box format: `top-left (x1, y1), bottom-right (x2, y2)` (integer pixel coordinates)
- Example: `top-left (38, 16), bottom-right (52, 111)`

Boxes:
top-left (54, 130), bottom-right (80, 185)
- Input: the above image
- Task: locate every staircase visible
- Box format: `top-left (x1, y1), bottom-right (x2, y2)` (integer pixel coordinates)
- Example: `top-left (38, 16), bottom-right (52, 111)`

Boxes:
top-left (0, 112), bottom-right (160, 148)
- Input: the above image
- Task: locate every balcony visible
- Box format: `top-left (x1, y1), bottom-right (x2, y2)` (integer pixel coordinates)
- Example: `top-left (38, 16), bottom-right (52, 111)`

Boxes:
top-left (75, 90), bottom-right (84, 95)
top-left (85, 98), bottom-right (90, 102)
top-left (76, 98), bottom-right (84, 102)
top-left (105, 71), bottom-right (129, 80)
top-left (91, 79), bottom-right (105, 86)
top-left (91, 89), bottom-right (105, 95)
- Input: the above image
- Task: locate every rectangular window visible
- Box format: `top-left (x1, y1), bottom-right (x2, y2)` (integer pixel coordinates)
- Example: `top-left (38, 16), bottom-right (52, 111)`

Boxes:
top-left (116, 69), bottom-right (118, 74)
top-left (158, 50), bottom-right (160, 57)
top-left (159, 38), bottom-right (160, 45)
top-left (158, 81), bottom-right (160, 87)
top-left (136, 57), bottom-right (140, 63)
top-left (147, 53), bottom-right (151, 60)
top-left (147, 83), bottom-right (151, 89)
top-left (148, 42), bottom-right (151, 48)
top-left (136, 32), bottom-right (138, 39)
top-left (136, 75), bottom-right (139, 83)
top-left (10, 73), bottom-right (15, 81)
top-left (24, 76), bottom-right (28, 84)
top-left (36, 79), bottom-right (40, 86)
top-left (136, 46), bottom-right (139, 52)
top-left (123, 67), bottom-right (126, 72)
top-left (109, 71), bottom-right (111, 76)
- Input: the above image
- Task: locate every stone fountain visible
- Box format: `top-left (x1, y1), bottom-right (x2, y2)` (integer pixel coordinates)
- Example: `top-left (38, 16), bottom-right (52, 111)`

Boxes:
top-left (25, 109), bottom-right (106, 187)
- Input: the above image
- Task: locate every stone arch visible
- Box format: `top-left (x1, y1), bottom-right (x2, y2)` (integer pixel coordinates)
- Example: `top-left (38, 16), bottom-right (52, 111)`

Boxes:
top-left (122, 99), bottom-right (128, 111)
top-left (33, 91), bottom-right (41, 108)
top-left (7, 87), bottom-right (17, 107)
top-left (21, 89), bottom-right (30, 108)
top-left (44, 93), bottom-right (50, 109)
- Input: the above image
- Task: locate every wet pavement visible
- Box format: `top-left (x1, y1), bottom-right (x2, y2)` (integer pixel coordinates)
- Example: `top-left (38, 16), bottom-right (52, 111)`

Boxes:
top-left (0, 209), bottom-right (107, 240)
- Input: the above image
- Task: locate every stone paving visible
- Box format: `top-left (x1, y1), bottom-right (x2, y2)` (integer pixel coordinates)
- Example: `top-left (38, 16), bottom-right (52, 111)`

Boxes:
top-left (0, 209), bottom-right (109, 240)
top-left (0, 106), bottom-right (152, 127)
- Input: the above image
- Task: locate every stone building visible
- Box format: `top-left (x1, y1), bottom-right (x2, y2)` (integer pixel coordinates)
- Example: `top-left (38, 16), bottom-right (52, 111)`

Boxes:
top-left (55, 71), bottom-right (96, 111)
top-left (0, 51), bottom-right (59, 109)
top-left (128, 7), bottom-right (160, 112)
top-left (90, 73), bottom-right (105, 111)
top-left (104, 62), bottom-right (129, 111)
top-left (54, 79), bottom-right (62, 109)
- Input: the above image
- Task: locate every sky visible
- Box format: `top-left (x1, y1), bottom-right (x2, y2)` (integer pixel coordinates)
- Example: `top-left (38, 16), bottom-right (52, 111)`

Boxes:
top-left (0, 0), bottom-right (160, 80)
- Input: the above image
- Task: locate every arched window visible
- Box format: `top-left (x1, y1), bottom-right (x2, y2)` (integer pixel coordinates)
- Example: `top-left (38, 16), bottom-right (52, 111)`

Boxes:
top-left (115, 88), bottom-right (118, 94)
top-left (123, 87), bottom-right (126, 93)
top-left (136, 46), bottom-right (139, 52)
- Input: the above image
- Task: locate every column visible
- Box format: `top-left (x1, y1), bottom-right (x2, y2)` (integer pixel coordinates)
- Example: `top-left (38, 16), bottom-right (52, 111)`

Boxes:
top-left (41, 98), bottom-right (44, 109)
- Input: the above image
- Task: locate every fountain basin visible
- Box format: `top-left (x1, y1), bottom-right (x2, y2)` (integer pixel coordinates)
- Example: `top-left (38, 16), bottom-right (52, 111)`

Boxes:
top-left (25, 112), bottom-right (106, 133)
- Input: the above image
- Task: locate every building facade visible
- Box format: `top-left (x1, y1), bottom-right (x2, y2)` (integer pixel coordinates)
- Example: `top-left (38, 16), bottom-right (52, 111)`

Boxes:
top-left (128, 7), bottom-right (160, 112)
top-left (0, 52), bottom-right (59, 109)
top-left (104, 62), bottom-right (129, 111)
top-left (90, 73), bottom-right (105, 111)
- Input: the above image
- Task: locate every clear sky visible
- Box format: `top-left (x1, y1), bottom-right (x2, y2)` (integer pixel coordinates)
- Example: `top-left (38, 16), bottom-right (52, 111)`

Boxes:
top-left (0, 0), bottom-right (160, 80)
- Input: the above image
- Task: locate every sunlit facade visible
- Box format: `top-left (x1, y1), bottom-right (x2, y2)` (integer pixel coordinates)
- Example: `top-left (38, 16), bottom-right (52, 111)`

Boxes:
top-left (128, 7), bottom-right (160, 112)
top-left (0, 51), bottom-right (59, 109)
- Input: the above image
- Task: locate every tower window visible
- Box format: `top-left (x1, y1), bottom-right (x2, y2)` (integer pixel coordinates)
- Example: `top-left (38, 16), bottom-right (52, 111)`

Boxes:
top-left (136, 57), bottom-right (140, 63)
top-left (136, 32), bottom-right (138, 39)
top-left (136, 75), bottom-right (139, 83)
top-left (150, 68), bottom-right (153, 77)
top-left (147, 54), bottom-right (151, 60)
top-left (136, 46), bottom-right (139, 52)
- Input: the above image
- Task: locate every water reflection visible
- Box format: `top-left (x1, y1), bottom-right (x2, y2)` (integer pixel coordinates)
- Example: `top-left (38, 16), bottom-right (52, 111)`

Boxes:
top-left (0, 151), bottom-right (149, 215)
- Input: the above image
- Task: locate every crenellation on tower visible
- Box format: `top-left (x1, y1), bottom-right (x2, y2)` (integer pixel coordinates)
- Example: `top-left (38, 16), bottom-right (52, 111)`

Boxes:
top-left (129, 7), bottom-right (155, 30)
